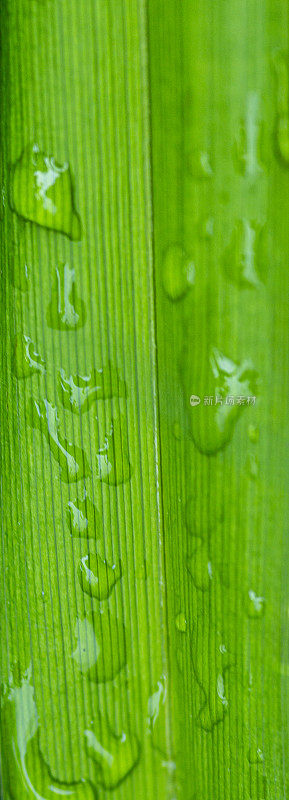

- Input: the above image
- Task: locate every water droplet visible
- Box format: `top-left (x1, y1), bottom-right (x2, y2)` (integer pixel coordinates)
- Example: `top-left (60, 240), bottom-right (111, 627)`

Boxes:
top-left (248, 424), bottom-right (259, 443)
top-left (85, 726), bottom-right (140, 790)
top-left (162, 244), bottom-right (195, 301)
top-left (248, 747), bottom-right (264, 765)
top-left (247, 590), bottom-right (265, 619)
top-left (175, 612), bottom-right (187, 632)
top-left (13, 333), bottom-right (45, 378)
top-left (29, 398), bottom-right (90, 482)
top-left (72, 611), bottom-right (126, 683)
top-left (97, 415), bottom-right (131, 485)
top-left (172, 421), bottom-right (182, 440)
top-left (47, 263), bottom-right (86, 330)
top-left (247, 452), bottom-right (259, 479)
top-left (234, 92), bottom-right (264, 178)
top-left (10, 144), bottom-right (81, 239)
top-left (187, 542), bottom-right (213, 591)
top-left (199, 216), bottom-right (214, 239)
top-left (188, 149), bottom-right (213, 179)
top-left (272, 50), bottom-right (289, 165)
top-left (78, 554), bottom-right (122, 600)
top-left (2, 670), bottom-right (95, 799)
top-left (67, 496), bottom-right (100, 538)
top-left (223, 220), bottom-right (263, 288)
top-left (58, 362), bottom-right (126, 413)
top-left (182, 346), bottom-right (258, 454)
top-left (191, 626), bottom-right (232, 731)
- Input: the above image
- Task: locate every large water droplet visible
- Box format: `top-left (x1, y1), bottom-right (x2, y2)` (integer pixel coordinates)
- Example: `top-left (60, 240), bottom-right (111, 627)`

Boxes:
top-left (10, 144), bottom-right (81, 239)
top-left (182, 346), bottom-right (258, 455)
top-left (187, 542), bottom-right (213, 591)
top-left (146, 675), bottom-right (169, 756)
top-left (13, 334), bottom-right (45, 379)
top-left (223, 220), bottom-right (263, 288)
top-left (191, 626), bottom-right (232, 731)
top-left (1, 669), bottom-right (95, 799)
top-left (47, 263), bottom-right (86, 330)
top-left (72, 611), bottom-right (126, 683)
top-left (78, 554), bottom-right (122, 600)
top-left (272, 50), bottom-right (289, 165)
top-left (85, 725), bottom-right (140, 790)
top-left (97, 416), bottom-right (131, 485)
top-left (247, 590), bottom-right (265, 619)
top-left (67, 496), bottom-right (100, 538)
top-left (58, 363), bottom-right (126, 413)
top-left (29, 398), bottom-right (90, 482)
top-left (234, 92), bottom-right (264, 179)
top-left (162, 244), bottom-right (195, 301)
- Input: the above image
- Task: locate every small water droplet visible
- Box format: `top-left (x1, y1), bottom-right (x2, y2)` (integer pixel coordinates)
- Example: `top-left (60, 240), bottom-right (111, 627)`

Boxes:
top-left (58, 362), bottom-right (126, 412)
top-left (29, 398), bottom-right (90, 482)
top-left (247, 590), bottom-right (265, 619)
top-left (172, 421), bottom-right (182, 440)
top-left (175, 612), bottom-right (187, 632)
top-left (67, 496), bottom-right (100, 538)
top-left (248, 747), bottom-right (264, 765)
top-left (247, 452), bottom-right (259, 479)
top-left (10, 144), bottom-right (81, 239)
top-left (234, 92), bottom-right (264, 179)
top-left (85, 725), bottom-right (140, 789)
top-left (188, 148), bottom-right (213, 179)
top-left (97, 415), bottom-right (131, 485)
top-left (223, 219), bottom-right (264, 288)
top-left (78, 554), bottom-right (122, 600)
top-left (199, 215), bottom-right (214, 239)
top-left (13, 333), bottom-right (45, 378)
top-left (47, 263), bottom-right (86, 330)
top-left (248, 424), bottom-right (259, 443)
top-left (72, 612), bottom-right (126, 683)
top-left (162, 244), bottom-right (195, 301)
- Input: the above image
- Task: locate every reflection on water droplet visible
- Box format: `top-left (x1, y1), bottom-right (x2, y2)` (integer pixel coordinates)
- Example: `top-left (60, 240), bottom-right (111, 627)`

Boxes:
top-left (175, 612), bottom-right (187, 632)
top-left (29, 398), bottom-right (90, 482)
top-left (85, 725), bottom-right (140, 790)
top-left (72, 611), bottom-right (126, 683)
top-left (97, 416), bottom-right (131, 485)
top-left (2, 669), bottom-right (95, 799)
top-left (234, 92), bottom-right (264, 178)
top-left (67, 496), bottom-right (100, 538)
top-left (182, 346), bottom-right (258, 455)
top-left (247, 590), bottom-right (265, 619)
top-left (10, 144), bottom-right (81, 239)
top-left (272, 50), bottom-right (289, 165)
top-left (188, 149), bottom-right (213, 179)
top-left (47, 263), bottom-right (86, 330)
top-left (223, 220), bottom-right (263, 288)
top-left (13, 334), bottom-right (45, 379)
top-left (58, 363), bottom-right (126, 413)
top-left (78, 554), bottom-right (122, 601)
top-left (162, 244), bottom-right (195, 301)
